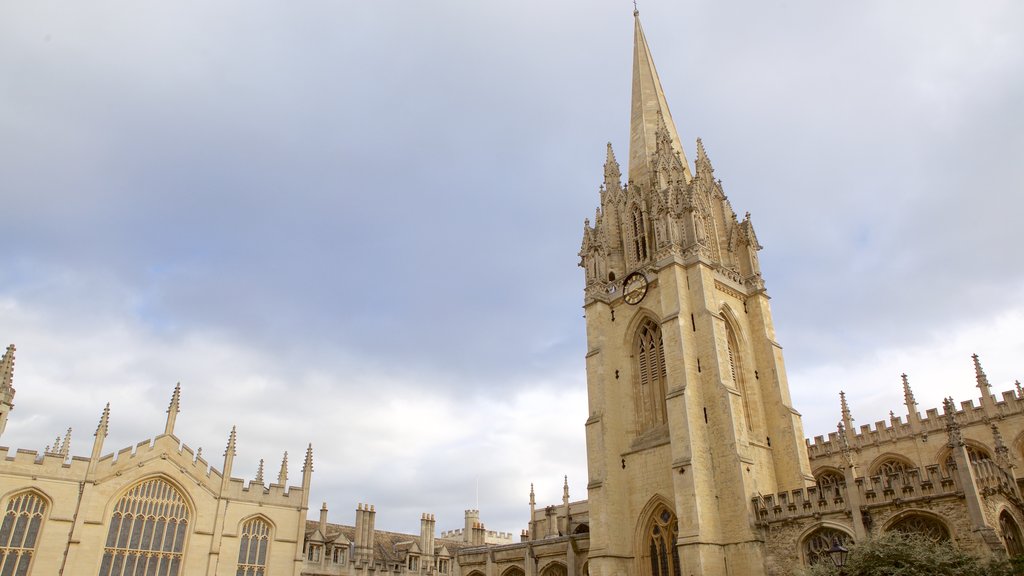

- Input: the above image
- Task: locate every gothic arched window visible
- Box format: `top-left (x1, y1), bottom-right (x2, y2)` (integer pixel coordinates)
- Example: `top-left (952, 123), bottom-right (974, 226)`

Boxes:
top-left (631, 206), bottom-right (649, 263)
top-left (1001, 511), bottom-right (1024, 557)
top-left (643, 507), bottom-right (680, 576)
top-left (887, 514), bottom-right (950, 542)
top-left (725, 324), bottom-right (753, 432)
top-left (634, 318), bottom-right (668, 433)
top-left (814, 470), bottom-right (845, 497)
top-left (0, 491), bottom-right (47, 575)
top-left (802, 527), bottom-right (852, 565)
top-left (942, 445), bottom-right (992, 475)
top-left (98, 477), bottom-right (191, 576)
top-left (237, 517), bottom-right (272, 576)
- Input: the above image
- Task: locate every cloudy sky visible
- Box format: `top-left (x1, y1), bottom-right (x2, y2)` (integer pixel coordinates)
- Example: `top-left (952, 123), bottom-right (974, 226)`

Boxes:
top-left (1, 0), bottom-right (1022, 535)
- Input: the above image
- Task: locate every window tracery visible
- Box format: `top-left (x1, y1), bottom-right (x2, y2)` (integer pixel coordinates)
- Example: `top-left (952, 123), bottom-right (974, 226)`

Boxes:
top-left (236, 517), bottom-right (271, 576)
top-left (887, 514), bottom-right (950, 542)
top-left (0, 491), bottom-right (46, 576)
top-left (802, 527), bottom-right (851, 566)
top-left (1001, 511), bottom-right (1024, 557)
top-left (643, 507), bottom-right (680, 576)
top-left (98, 477), bottom-right (190, 576)
top-left (634, 318), bottom-right (668, 433)
top-left (942, 445), bottom-right (992, 474)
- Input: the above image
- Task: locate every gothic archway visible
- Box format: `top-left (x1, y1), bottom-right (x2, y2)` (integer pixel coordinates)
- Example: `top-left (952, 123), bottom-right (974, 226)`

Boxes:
top-left (1000, 511), bottom-right (1024, 557)
top-left (801, 525), bottom-right (853, 566)
top-left (635, 500), bottom-right (680, 576)
top-left (885, 512), bottom-right (951, 542)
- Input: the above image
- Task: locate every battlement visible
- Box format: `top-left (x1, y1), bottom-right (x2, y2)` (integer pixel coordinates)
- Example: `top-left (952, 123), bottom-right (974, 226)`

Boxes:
top-left (0, 446), bottom-right (91, 477)
top-left (806, 386), bottom-right (1023, 459)
top-left (753, 464), bottom-right (964, 525)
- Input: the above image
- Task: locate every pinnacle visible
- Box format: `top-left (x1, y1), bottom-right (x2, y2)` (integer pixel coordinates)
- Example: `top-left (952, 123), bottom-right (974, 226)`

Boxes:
top-left (0, 344), bottom-right (15, 391)
top-left (972, 353), bottom-right (991, 391)
top-left (278, 451), bottom-right (289, 485)
top-left (303, 443), bottom-right (314, 473)
top-left (224, 425), bottom-right (237, 457)
top-left (95, 403), bottom-right (110, 438)
top-left (167, 383), bottom-right (181, 414)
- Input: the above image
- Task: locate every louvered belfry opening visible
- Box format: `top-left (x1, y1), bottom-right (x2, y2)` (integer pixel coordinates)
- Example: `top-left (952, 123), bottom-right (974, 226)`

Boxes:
top-left (98, 477), bottom-right (191, 576)
top-left (635, 318), bottom-right (668, 433)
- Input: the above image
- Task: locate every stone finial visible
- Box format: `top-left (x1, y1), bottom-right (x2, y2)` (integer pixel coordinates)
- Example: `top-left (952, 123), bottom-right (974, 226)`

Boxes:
top-left (224, 426), bottom-right (237, 458)
top-left (60, 427), bottom-right (71, 456)
top-left (529, 483), bottom-right (535, 505)
top-left (973, 354), bottom-right (992, 393)
top-left (0, 344), bottom-right (15, 392)
top-left (943, 397), bottom-right (963, 448)
top-left (303, 443), bottom-right (314, 473)
top-left (95, 403), bottom-right (110, 439)
top-left (563, 475), bottom-right (569, 499)
top-left (840, 391), bottom-right (854, 431)
top-left (1017, 380), bottom-right (1023, 400)
top-left (164, 383), bottom-right (181, 436)
top-left (695, 137), bottom-right (714, 173)
top-left (254, 458), bottom-right (265, 485)
top-left (992, 423), bottom-right (1012, 468)
top-left (604, 142), bottom-right (621, 185)
top-left (278, 451), bottom-right (288, 485)
top-left (901, 373), bottom-right (916, 407)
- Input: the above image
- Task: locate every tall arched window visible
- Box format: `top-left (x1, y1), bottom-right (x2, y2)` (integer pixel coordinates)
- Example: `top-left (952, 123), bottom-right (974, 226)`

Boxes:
top-left (643, 507), bottom-right (680, 576)
top-left (0, 491), bottom-right (47, 575)
top-left (635, 318), bottom-right (667, 433)
top-left (631, 206), bottom-right (649, 263)
top-left (942, 445), bottom-right (992, 475)
top-left (98, 477), bottom-right (190, 576)
top-left (1001, 511), bottom-right (1024, 557)
top-left (725, 324), bottom-right (753, 432)
top-left (237, 517), bottom-right (272, 576)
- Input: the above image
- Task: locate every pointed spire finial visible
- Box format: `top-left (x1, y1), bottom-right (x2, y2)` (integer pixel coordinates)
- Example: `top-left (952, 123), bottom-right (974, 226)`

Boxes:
top-left (164, 383), bottom-right (181, 436)
top-left (901, 373), bottom-right (916, 406)
top-left (224, 425), bottom-right (237, 457)
top-left (278, 451), bottom-right (289, 485)
top-left (973, 354), bottom-right (992, 392)
top-left (604, 142), bottom-right (622, 186)
top-left (254, 458), bottom-right (265, 484)
top-left (0, 344), bottom-right (16, 392)
top-left (943, 397), bottom-right (963, 448)
top-left (840, 391), bottom-right (853, 423)
top-left (837, 421), bottom-right (853, 467)
top-left (95, 403), bottom-right (110, 438)
top-left (563, 475), bottom-right (569, 499)
top-left (303, 443), bottom-right (314, 473)
top-left (992, 423), bottom-right (1012, 469)
top-left (60, 427), bottom-right (71, 456)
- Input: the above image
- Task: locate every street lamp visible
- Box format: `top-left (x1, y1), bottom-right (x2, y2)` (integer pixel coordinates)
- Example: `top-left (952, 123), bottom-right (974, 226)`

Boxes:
top-left (827, 538), bottom-right (849, 574)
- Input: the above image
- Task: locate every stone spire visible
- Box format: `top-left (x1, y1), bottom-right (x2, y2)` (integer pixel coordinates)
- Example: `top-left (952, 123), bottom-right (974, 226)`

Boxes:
top-left (628, 10), bottom-right (691, 186)
top-left (89, 403), bottom-right (110, 471)
top-left (901, 374), bottom-right (921, 429)
top-left (278, 451), bottom-right (289, 486)
top-left (528, 483), bottom-right (536, 539)
top-left (942, 397), bottom-right (963, 448)
top-left (0, 345), bottom-right (16, 438)
top-left (164, 383), bottom-right (181, 436)
top-left (604, 142), bottom-right (622, 189)
top-left (839, 391), bottom-right (855, 442)
top-left (301, 444), bottom-right (314, 508)
top-left (221, 426), bottom-right (237, 489)
top-left (972, 354), bottom-right (997, 414)
top-left (254, 458), bottom-right (265, 485)
top-left (60, 427), bottom-right (71, 456)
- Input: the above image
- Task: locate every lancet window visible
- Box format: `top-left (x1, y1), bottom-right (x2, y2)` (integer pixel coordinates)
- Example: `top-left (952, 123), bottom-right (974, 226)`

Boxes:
top-left (631, 206), bottom-right (649, 263)
top-left (1001, 511), bottom-right (1024, 557)
top-left (236, 517), bottom-right (272, 576)
top-left (634, 318), bottom-right (668, 433)
top-left (725, 324), bottom-right (753, 431)
top-left (644, 507), bottom-right (680, 576)
top-left (98, 477), bottom-right (190, 576)
top-left (0, 491), bottom-right (47, 576)
top-left (942, 445), bottom-right (992, 474)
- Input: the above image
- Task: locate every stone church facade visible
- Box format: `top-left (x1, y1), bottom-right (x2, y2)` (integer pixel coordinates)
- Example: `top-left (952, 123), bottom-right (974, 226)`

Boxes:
top-left (0, 10), bottom-right (1021, 576)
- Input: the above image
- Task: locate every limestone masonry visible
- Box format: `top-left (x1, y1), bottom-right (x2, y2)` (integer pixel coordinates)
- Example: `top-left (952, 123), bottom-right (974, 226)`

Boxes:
top-left (0, 11), bottom-right (1020, 576)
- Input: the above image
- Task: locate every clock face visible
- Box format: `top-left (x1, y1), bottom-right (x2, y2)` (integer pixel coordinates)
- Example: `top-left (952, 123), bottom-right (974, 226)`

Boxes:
top-left (622, 272), bottom-right (648, 305)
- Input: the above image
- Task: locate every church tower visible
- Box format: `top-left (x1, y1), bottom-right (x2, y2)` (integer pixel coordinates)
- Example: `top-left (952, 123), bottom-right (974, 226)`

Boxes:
top-left (578, 12), bottom-right (813, 576)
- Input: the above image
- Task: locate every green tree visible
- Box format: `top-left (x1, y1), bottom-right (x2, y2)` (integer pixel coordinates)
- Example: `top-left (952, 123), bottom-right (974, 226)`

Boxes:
top-left (802, 531), bottom-right (1021, 576)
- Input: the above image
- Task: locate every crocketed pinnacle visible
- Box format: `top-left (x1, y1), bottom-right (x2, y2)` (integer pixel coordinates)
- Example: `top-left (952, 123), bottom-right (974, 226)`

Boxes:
top-left (628, 11), bottom-right (691, 186)
top-left (224, 425), bottom-right (237, 457)
top-left (254, 458), bottom-right (265, 484)
top-left (972, 353), bottom-right (991, 393)
top-left (901, 373), bottom-right (916, 408)
top-left (303, 443), bottom-right (314, 473)
top-left (0, 345), bottom-right (15, 392)
top-left (95, 403), bottom-right (110, 438)
top-left (278, 451), bottom-right (289, 485)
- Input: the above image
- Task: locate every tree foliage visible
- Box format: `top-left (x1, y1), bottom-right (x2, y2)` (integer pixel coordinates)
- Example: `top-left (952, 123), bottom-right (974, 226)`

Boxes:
top-left (801, 531), bottom-right (1023, 576)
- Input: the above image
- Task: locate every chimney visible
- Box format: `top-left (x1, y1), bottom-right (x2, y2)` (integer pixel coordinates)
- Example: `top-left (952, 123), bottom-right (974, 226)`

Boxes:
top-left (319, 502), bottom-right (328, 534)
top-left (420, 513), bottom-right (436, 563)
